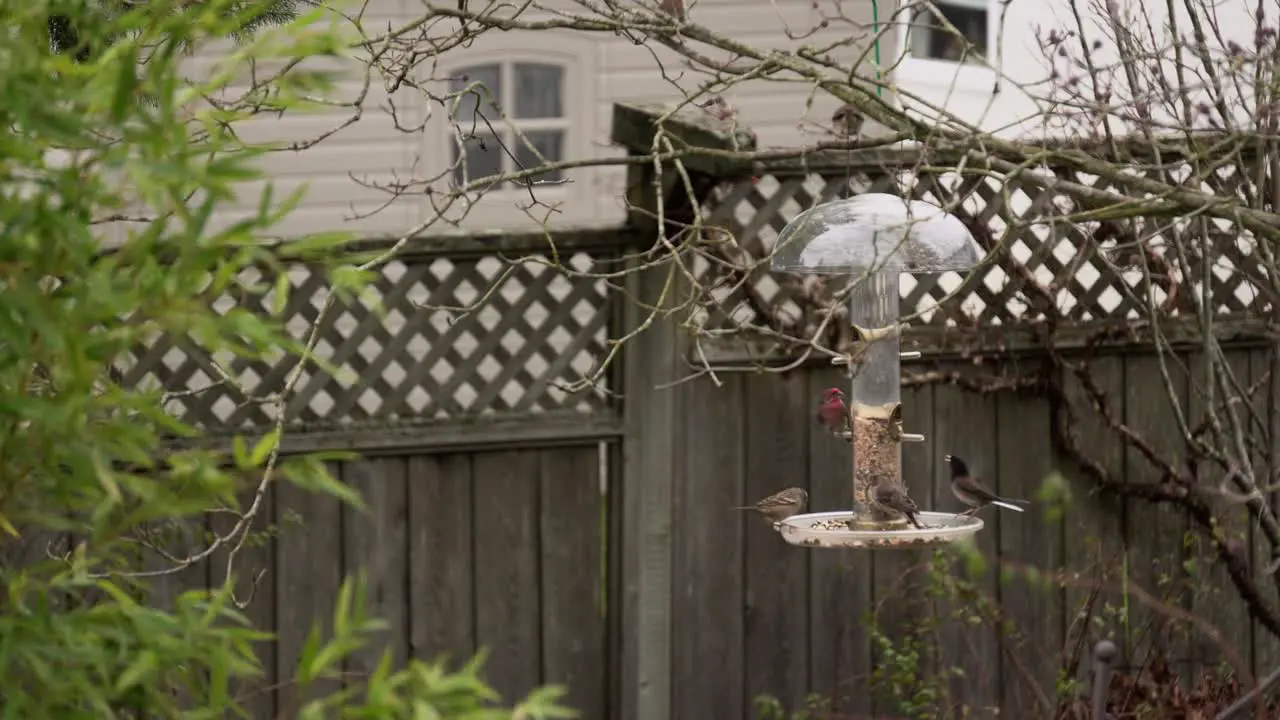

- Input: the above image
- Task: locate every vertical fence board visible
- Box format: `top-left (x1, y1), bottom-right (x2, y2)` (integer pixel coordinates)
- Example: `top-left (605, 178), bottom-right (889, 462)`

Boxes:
top-left (618, 253), bottom-right (680, 720)
top-left (473, 450), bottom-right (542, 705)
top-left (806, 366), bottom-right (874, 716)
top-left (870, 380), bottom-right (934, 717)
top-left (407, 454), bottom-right (476, 667)
top-left (343, 457), bottom-right (410, 679)
top-left (142, 514), bottom-right (210, 711)
top-left (932, 375), bottom-right (1001, 718)
top-left (1186, 350), bottom-right (1255, 676)
top-left (1122, 353), bottom-right (1191, 673)
top-left (210, 483), bottom-right (278, 720)
top-left (1252, 348), bottom-right (1280, 678)
top-left (538, 446), bottom-right (607, 719)
top-left (996, 381), bottom-right (1063, 716)
top-left (274, 462), bottom-right (344, 715)
top-left (1058, 356), bottom-right (1127, 704)
top-left (672, 375), bottom-right (745, 720)
top-left (742, 372), bottom-right (810, 714)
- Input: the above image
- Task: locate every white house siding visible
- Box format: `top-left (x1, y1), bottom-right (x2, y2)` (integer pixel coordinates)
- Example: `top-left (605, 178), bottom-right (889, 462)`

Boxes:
top-left (159, 0), bottom-right (895, 237)
top-left (891, 0), bottom-right (1259, 137)
top-left (131, 0), bottom-right (1268, 239)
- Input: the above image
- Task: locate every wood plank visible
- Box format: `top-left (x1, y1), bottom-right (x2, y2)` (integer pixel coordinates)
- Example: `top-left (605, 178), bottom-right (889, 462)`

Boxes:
top-left (342, 457), bottom-right (410, 682)
top-left (274, 462), bottom-right (344, 716)
top-left (617, 255), bottom-right (680, 720)
top-left (806, 366), bottom-right (874, 717)
top-left (1252, 348), bottom-right (1280, 679)
top-left (871, 381), bottom-right (934, 717)
top-left (672, 375), bottom-right (745, 720)
top-left (1057, 355), bottom-right (1127, 708)
top-left (142, 514), bottom-right (211, 711)
top-left (406, 454), bottom-right (476, 667)
top-left (209, 482), bottom-right (278, 720)
top-left (143, 518), bottom-right (211, 610)
top-left (172, 412), bottom-right (622, 458)
top-left (742, 372), bottom-right (810, 714)
top-left (931, 372), bottom-right (1002, 718)
top-left (996, 385), bottom-right (1063, 717)
top-left (538, 446), bottom-right (608, 719)
top-left (472, 450), bottom-right (541, 705)
top-left (1185, 350), bottom-right (1255, 677)
top-left (0, 527), bottom-right (66, 576)
top-left (1122, 352), bottom-right (1192, 675)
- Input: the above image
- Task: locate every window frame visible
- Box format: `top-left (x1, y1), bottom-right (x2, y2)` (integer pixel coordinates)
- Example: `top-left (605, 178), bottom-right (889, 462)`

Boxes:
top-left (446, 58), bottom-right (573, 192)
top-left (896, 0), bottom-right (997, 93)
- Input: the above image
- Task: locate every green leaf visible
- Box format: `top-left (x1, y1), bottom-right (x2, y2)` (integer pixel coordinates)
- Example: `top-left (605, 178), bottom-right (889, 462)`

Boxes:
top-left (115, 650), bottom-right (157, 693)
top-left (280, 461), bottom-right (365, 510)
top-left (109, 44), bottom-right (141, 123)
top-left (272, 272), bottom-right (290, 316)
top-left (249, 428), bottom-right (281, 467)
top-left (232, 436), bottom-right (251, 467)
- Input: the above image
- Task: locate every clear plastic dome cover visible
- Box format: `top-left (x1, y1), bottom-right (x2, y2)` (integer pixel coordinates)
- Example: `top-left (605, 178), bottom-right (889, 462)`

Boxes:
top-left (771, 193), bottom-right (984, 274)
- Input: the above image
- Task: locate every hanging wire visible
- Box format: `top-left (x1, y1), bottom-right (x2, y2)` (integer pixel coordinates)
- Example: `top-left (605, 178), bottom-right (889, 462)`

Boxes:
top-left (871, 0), bottom-right (883, 97)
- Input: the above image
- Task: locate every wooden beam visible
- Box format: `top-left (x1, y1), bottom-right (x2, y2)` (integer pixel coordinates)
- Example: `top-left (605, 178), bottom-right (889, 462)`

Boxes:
top-left (745, 132), bottom-right (1258, 177)
top-left (165, 413), bottom-right (622, 457)
top-left (98, 225), bottom-right (644, 264)
top-left (617, 256), bottom-right (683, 720)
top-left (610, 102), bottom-right (757, 178)
top-left (692, 317), bottom-right (1271, 367)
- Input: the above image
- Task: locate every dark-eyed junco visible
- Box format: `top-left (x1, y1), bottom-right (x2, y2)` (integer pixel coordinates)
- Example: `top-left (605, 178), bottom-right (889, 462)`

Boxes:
top-left (945, 454), bottom-right (1029, 514)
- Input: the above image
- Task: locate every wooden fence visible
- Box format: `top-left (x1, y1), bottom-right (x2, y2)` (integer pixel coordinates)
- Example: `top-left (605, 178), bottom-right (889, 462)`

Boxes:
top-left (28, 104), bottom-right (1280, 719)
top-left (660, 349), bottom-right (1274, 718)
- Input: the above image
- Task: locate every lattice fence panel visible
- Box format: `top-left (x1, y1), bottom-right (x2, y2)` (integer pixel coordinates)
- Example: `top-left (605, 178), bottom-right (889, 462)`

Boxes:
top-left (695, 162), bottom-right (1267, 340)
top-left (113, 250), bottom-right (614, 432)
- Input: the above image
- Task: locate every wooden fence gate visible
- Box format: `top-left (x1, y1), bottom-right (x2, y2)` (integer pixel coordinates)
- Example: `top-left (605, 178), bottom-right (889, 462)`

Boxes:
top-left (109, 231), bottom-right (634, 719)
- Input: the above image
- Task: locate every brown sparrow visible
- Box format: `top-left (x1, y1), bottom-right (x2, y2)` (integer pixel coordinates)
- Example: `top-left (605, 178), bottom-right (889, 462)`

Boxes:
top-left (873, 482), bottom-right (923, 528)
top-left (734, 487), bottom-right (808, 523)
top-left (831, 104), bottom-right (865, 139)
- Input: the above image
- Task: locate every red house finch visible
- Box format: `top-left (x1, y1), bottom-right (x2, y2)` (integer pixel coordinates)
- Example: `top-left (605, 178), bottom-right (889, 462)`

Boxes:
top-left (945, 454), bottom-right (1029, 514)
top-left (815, 387), bottom-right (850, 438)
top-left (873, 482), bottom-right (923, 528)
top-left (733, 487), bottom-right (808, 523)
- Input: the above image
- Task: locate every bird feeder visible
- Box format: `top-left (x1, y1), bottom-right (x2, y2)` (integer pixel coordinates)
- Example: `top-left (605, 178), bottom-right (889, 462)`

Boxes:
top-left (770, 193), bottom-right (986, 549)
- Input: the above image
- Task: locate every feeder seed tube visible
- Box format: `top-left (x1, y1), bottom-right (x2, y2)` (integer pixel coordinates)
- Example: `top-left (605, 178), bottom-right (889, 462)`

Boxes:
top-left (846, 271), bottom-right (905, 525)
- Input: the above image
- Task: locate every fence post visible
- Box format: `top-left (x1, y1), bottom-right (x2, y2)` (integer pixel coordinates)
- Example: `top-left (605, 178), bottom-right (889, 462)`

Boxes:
top-left (1091, 639), bottom-right (1116, 719)
top-left (610, 103), bottom-right (753, 720)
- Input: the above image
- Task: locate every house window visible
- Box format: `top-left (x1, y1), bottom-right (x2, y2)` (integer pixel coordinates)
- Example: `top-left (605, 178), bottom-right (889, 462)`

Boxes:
top-left (909, 0), bottom-right (989, 64)
top-left (449, 62), bottom-right (567, 189)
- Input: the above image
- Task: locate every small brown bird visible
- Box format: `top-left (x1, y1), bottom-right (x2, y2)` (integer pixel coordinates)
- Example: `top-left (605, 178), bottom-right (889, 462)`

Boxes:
top-left (945, 454), bottom-right (1028, 514)
top-left (659, 0), bottom-right (686, 20)
top-left (734, 487), bottom-right (809, 523)
top-left (831, 104), bottom-right (865, 139)
top-left (873, 482), bottom-right (923, 528)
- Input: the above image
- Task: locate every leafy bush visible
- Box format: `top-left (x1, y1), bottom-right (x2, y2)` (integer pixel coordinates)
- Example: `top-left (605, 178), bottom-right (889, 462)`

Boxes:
top-left (0, 1), bottom-right (572, 717)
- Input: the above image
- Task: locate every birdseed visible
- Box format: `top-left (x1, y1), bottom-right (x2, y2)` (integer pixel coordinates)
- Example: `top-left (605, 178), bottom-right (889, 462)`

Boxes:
top-left (850, 401), bottom-right (902, 520)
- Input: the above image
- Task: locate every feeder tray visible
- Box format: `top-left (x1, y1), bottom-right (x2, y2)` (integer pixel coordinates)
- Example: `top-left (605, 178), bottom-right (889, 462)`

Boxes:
top-left (777, 511), bottom-right (984, 549)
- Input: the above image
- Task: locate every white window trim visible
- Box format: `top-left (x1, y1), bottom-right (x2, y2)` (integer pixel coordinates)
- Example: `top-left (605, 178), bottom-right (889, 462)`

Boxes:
top-left (896, 0), bottom-right (998, 95)
top-left (439, 52), bottom-right (582, 199)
